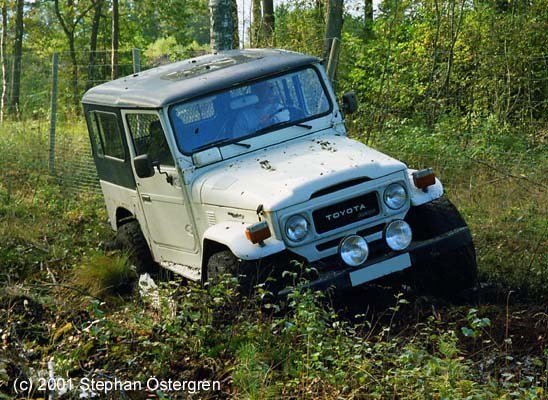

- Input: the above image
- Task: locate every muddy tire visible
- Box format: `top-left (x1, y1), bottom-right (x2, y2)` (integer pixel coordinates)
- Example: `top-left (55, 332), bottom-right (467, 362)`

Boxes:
top-left (405, 197), bottom-right (478, 298)
top-left (207, 250), bottom-right (279, 295)
top-left (207, 250), bottom-right (251, 294)
top-left (207, 250), bottom-right (241, 281)
top-left (115, 220), bottom-right (158, 274)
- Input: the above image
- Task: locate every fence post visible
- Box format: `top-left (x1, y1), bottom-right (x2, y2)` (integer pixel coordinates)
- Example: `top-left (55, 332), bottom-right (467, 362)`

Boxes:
top-left (132, 48), bottom-right (141, 73)
top-left (326, 38), bottom-right (341, 87)
top-left (48, 52), bottom-right (58, 175)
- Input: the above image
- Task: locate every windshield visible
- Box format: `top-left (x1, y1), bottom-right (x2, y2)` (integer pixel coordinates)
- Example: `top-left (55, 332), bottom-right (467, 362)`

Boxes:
top-left (169, 67), bottom-right (331, 154)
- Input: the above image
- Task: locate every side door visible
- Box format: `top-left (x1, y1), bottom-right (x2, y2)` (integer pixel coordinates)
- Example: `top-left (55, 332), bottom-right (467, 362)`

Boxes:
top-left (84, 106), bottom-right (138, 231)
top-left (123, 111), bottom-right (198, 264)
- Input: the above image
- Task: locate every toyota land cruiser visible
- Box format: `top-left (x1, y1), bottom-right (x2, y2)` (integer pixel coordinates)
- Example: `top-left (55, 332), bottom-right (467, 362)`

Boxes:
top-left (82, 49), bottom-right (477, 297)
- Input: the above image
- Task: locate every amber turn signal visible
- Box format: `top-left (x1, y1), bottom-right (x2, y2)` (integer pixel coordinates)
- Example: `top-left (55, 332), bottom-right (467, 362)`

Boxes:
top-left (412, 168), bottom-right (436, 189)
top-left (245, 221), bottom-right (271, 244)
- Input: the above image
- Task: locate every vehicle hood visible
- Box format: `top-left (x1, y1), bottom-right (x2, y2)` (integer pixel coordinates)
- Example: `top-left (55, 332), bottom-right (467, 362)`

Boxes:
top-left (193, 133), bottom-right (406, 211)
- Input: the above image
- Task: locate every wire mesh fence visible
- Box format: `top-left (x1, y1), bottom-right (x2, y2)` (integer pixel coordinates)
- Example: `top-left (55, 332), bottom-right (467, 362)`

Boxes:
top-left (1, 48), bottom-right (208, 194)
top-left (53, 132), bottom-right (101, 194)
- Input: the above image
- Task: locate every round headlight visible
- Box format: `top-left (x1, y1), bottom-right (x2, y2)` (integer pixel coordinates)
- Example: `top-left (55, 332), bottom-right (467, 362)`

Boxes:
top-left (339, 235), bottom-right (369, 267)
top-left (383, 183), bottom-right (407, 209)
top-left (285, 215), bottom-right (309, 242)
top-left (385, 220), bottom-right (412, 251)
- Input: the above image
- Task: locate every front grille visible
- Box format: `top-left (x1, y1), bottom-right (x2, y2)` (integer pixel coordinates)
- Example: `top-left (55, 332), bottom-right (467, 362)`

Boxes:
top-left (313, 192), bottom-right (380, 234)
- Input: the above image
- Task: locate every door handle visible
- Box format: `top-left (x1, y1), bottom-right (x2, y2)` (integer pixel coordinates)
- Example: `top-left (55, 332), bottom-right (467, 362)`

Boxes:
top-left (141, 195), bottom-right (151, 202)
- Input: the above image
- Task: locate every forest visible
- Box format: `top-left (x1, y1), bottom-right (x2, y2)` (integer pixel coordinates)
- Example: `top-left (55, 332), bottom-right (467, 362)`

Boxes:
top-left (0, 0), bottom-right (546, 398)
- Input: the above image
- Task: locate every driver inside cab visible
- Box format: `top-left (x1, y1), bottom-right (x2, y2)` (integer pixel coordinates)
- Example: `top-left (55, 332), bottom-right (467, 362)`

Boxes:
top-left (233, 80), bottom-right (290, 135)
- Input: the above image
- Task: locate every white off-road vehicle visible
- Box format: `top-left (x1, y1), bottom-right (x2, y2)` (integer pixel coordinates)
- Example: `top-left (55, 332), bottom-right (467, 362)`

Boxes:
top-left (82, 49), bottom-right (477, 297)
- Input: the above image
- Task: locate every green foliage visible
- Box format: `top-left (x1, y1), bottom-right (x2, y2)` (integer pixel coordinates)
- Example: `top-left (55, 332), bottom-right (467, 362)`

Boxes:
top-left (144, 36), bottom-right (209, 65)
top-left (3, 0), bottom-right (211, 119)
top-left (461, 308), bottom-right (491, 338)
top-left (232, 342), bottom-right (274, 398)
top-left (274, 0), bottom-right (326, 56)
top-left (122, 0), bottom-right (210, 48)
top-left (338, 0), bottom-right (548, 148)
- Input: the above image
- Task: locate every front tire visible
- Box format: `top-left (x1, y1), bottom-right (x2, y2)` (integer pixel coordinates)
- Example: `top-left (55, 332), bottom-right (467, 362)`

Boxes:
top-left (206, 250), bottom-right (283, 295)
top-left (405, 197), bottom-right (478, 298)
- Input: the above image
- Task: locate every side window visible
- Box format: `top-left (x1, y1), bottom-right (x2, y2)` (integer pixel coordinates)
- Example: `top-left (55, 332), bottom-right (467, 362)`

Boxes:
top-left (89, 111), bottom-right (125, 160)
top-left (127, 114), bottom-right (174, 166)
top-left (87, 112), bottom-right (104, 157)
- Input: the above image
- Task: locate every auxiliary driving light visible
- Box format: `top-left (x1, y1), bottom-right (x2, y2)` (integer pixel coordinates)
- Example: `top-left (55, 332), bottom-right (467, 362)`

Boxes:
top-left (385, 220), bottom-right (412, 251)
top-left (339, 235), bottom-right (369, 267)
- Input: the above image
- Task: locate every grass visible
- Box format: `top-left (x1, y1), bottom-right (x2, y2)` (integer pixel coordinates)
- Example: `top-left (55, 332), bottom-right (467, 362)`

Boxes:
top-left (0, 116), bottom-right (546, 399)
top-left (0, 118), bottom-right (109, 283)
top-left (72, 252), bottom-right (137, 299)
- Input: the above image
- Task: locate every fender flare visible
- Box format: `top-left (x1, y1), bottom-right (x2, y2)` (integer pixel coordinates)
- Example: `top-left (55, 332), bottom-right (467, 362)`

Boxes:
top-left (202, 221), bottom-right (286, 261)
top-left (406, 169), bottom-right (444, 206)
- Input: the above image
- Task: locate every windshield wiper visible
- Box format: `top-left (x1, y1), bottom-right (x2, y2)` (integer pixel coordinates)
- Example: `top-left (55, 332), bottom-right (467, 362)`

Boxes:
top-left (193, 138), bottom-right (251, 153)
top-left (257, 120), bottom-right (314, 135)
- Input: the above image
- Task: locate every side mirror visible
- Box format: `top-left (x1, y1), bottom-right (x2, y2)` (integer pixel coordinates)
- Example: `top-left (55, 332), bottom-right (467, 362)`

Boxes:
top-left (342, 91), bottom-right (358, 114)
top-left (133, 154), bottom-right (155, 178)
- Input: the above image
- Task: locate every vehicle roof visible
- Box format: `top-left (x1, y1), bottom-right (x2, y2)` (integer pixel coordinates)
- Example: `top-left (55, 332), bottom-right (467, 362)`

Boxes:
top-left (82, 49), bottom-right (320, 108)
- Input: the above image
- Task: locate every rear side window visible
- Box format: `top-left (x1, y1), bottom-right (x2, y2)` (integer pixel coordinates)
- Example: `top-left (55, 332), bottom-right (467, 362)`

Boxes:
top-left (88, 111), bottom-right (125, 160)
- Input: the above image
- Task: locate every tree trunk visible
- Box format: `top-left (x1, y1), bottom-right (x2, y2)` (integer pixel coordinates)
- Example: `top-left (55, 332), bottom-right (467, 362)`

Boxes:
top-left (209, 0), bottom-right (234, 51)
top-left (231, 0), bottom-right (239, 47)
top-left (262, 0), bottom-right (274, 45)
top-left (111, 0), bottom-right (119, 80)
top-left (324, 0), bottom-right (344, 60)
top-left (9, 0), bottom-right (24, 116)
top-left (1, 4), bottom-right (7, 122)
top-left (53, 0), bottom-right (95, 107)
top-left (68, 34), bottom-right (78, 105)
top-left (443, 0), bottom-right (466, 98)
top-left (87, 0), bottom-right (103, 90)
top-left (364, 0), bottom-right (373, 36)
top-left (251, 0), bottom-right (262, 46)
top-left (251, 0), bottom-right (274, 47)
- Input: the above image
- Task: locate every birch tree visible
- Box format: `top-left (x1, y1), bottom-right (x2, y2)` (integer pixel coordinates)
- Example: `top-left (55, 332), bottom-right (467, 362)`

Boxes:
top-left (9, 0), bottom-right (24, 116)
top-left (209, 0), bottom-right (238, 51)
top-left (1, 2), bottom-right (7, 122)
